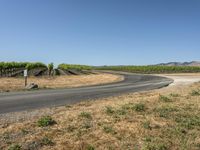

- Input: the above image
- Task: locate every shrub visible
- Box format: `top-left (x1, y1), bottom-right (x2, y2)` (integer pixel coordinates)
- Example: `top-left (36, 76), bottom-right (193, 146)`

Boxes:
top-left (37, 116), bottom-right (56, 127)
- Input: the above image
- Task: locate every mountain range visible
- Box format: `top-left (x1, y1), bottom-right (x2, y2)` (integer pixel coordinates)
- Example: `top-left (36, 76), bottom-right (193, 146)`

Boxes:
top-left (156, 61), bottom-right (200, 66)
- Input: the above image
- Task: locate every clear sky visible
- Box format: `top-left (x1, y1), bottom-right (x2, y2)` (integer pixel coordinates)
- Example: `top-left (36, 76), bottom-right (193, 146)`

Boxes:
top-left (0, 0), bottom-right (199, 66)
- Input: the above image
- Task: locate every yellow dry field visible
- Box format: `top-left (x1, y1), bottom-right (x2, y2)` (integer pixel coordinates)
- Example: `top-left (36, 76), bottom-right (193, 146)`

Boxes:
top-left (0, 73), bottom-right (123, 92)
top-left (0, 74), bottom-right (200, 150)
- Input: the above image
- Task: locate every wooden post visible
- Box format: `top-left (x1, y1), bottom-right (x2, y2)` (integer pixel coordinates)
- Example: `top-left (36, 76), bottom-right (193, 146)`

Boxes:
top-left (24, 69), bottom-right (28, 87)
top-left (25, 76), bottom-right (27, 86)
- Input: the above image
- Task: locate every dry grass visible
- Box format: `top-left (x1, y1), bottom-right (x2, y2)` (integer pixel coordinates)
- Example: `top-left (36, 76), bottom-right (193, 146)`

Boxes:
top-left (0, 73), bottom-right (123, 92)
top-left (1, 81), bottom-right (200, 149)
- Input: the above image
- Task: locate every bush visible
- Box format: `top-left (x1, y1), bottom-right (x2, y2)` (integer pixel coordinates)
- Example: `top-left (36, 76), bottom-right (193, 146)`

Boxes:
top-left (37, 116), bottom-right (56, 127)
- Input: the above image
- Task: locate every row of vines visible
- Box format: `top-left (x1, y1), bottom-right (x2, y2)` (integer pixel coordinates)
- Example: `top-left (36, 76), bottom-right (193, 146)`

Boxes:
top-left (58, 64), bottom-right (92, 70)
top-left (0, 62), bottom-right (47, 77)
top-left (1, 62), bottom-right (200, 77)
top-left (95, 65), bottom-right (200, 73)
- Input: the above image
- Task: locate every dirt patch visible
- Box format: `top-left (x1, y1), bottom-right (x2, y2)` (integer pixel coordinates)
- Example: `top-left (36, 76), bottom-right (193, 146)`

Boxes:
top-left (0, 73), bottom-right (123, 92)
top-left (157, 73), bottom-right (200, 86)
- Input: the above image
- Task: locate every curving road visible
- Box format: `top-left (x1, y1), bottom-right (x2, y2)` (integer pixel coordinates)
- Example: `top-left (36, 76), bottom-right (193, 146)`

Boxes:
top-left (0, 72), bottom-right (173, 114)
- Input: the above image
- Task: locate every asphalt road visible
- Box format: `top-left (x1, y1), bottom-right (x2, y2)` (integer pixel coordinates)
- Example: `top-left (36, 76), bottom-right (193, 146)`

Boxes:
top-left (0, 72), bottom-right (173, 114)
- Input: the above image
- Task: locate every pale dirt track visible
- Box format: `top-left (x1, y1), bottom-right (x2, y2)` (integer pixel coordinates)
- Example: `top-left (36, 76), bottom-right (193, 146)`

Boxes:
top-left (158, 73), bottom-right (200, 86)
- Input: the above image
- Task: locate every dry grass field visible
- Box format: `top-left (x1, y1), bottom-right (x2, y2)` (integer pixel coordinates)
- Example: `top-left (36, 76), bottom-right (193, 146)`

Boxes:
top-left (0, 74), bottom-right (200, 150)
top-left (0, 73), bottom-right (123, 92)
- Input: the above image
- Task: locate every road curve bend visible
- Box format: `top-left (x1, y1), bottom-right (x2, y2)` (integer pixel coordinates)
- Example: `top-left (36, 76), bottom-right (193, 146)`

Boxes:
top-left (0, 72), bottom-right (173, 114)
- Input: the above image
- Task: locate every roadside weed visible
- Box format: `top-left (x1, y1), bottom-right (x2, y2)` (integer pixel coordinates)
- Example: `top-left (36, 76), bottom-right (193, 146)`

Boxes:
top-left (37, 116), bottom-right (56, 127)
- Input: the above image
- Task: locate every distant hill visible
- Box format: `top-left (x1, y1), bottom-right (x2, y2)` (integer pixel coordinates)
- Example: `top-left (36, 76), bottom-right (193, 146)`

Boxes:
top-left (156, 61), bottom-right (200, 66)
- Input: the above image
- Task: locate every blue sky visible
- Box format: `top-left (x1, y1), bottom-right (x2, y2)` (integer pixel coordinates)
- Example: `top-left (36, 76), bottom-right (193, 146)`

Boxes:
top-left (0, 0), bottom-right (199, 65)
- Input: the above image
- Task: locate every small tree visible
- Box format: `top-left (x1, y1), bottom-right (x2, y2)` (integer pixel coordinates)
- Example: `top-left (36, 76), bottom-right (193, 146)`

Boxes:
top-left (48, 63), bottom-right (54, 76)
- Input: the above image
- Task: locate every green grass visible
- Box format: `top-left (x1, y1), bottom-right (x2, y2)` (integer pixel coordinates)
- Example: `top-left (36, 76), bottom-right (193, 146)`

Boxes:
top-left (87, 145), bottom-right (95, 150)
top-left (79, 112), bottom-right (92, 119)
top-left (37, 116), bottom-right (56, 127)
top-left (40, 137), bottom-right (54, 146)
top-left (142, 121), bottom-right (152, 130)
top-left (105, 106), bottom-right (115, 115)
top-left (154, 106), bottom-right (177, 118)
top-left (103, 125), bottom-right (116, 134)
top-left (169, 93), bottom-right (180, 97)
top-left (81, 121), bottom-right (92, 129)
top-left (132, 103), bottom-right (146, 112)
top-left (175, 114), bottom-right (200, 129)
top-left (159, 95), bottom-right (172, 102)
top-left (190, 89), bottom-right (200, 96)
top-left (8, 144), bottom-right (22, 150)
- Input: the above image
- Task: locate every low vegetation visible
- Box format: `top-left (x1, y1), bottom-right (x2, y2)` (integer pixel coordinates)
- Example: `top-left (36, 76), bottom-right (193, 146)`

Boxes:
top-left (37, 116), bottom-right (56, 127)
top-left (8, 144), bottom-right (21, 150)
top-left (58, 63), bottom-right (92, 70)
top-left (0, 62), bottom-right (47, 77)
top-left (95, 65), bottom-right (200, 73)
top-left (1, 81), bottom-right (200, 149)
top-left (0, 62), bottom-right (93, 77)
top-left (48, 62), bottom-right (54, 76)
top-left (190, 89), bottom-right (200, 96)
top-left (79, 112), bottom-right (92, 119)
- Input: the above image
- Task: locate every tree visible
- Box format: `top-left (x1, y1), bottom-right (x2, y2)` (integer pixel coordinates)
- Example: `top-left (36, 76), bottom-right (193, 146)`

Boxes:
top-left (48, 63), bottom-right (54, 76)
